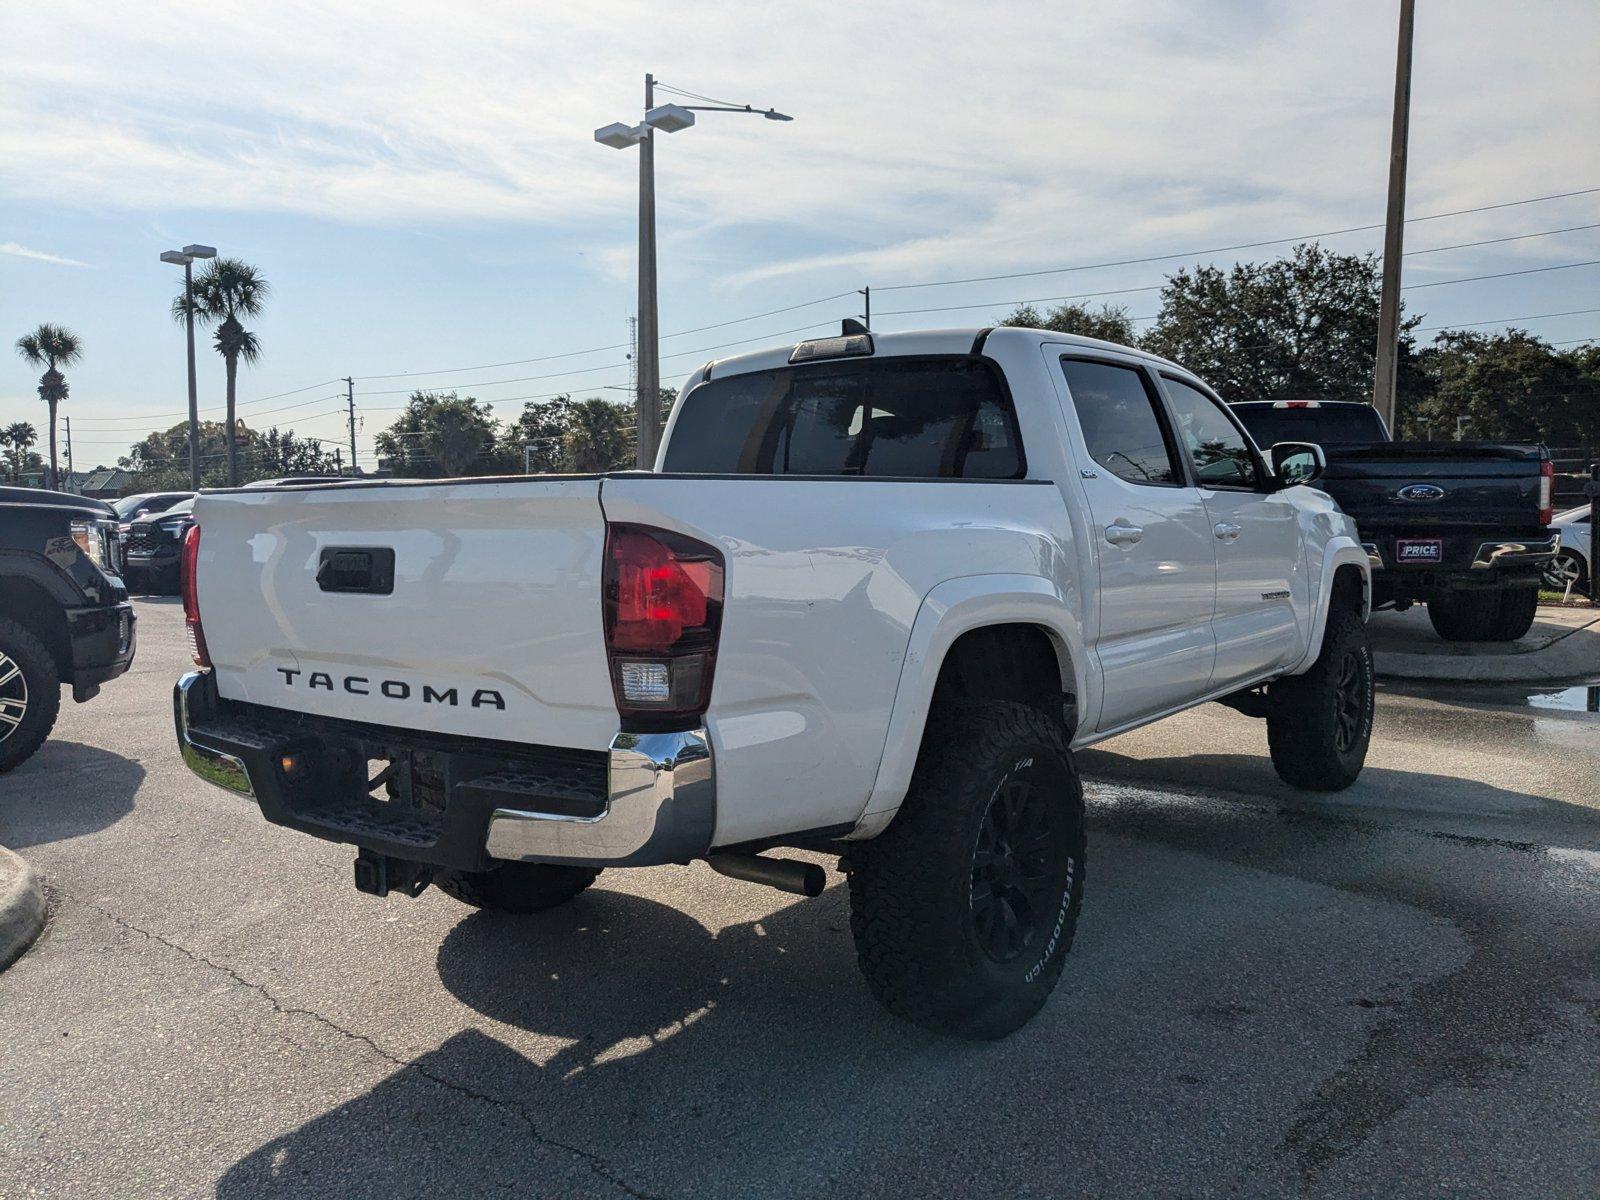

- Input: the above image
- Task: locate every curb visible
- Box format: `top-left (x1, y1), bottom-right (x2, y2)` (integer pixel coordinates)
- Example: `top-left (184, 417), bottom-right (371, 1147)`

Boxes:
top-left (1373, 608), bottom-right (1600, 685)
top-left (0, 845), bottom-right (45, 971)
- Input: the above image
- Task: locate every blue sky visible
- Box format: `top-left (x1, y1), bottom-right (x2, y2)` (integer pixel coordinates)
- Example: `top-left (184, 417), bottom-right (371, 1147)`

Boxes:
top-left (3, 0), bottom-right (1598, 471)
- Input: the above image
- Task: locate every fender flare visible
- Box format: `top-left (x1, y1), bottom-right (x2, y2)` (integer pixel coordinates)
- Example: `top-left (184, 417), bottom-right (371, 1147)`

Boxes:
top-left (1287, 538), bottom-right (1370, 675)
top-left (851, 574), bottom-right (1088, 837)
top-left (0, 551), bottom-right (86, 608)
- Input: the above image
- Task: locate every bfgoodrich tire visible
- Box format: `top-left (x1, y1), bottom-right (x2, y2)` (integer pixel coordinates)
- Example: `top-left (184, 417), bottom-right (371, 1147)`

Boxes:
top-left (434, 862), bottom-right (601, 913)
top-left (1267, 604), bottom-right (1374, 791)
top-left (0, 617), bottom-right (61, 774)
top-left (847, 699), bottom-right (1085, 1040)
top-left (1487, 586), bottom-right (1539, 642)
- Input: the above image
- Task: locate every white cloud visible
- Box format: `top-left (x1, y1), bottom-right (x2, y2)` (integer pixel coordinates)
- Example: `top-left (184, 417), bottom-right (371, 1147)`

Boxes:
top-left (0, 0), bottom-right (1596, 300)
top-left (0, 241), bottom-right (88, 266)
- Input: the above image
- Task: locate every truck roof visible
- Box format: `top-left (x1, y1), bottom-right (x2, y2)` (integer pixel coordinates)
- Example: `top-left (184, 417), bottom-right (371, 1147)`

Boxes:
top-left (689, 325), bottom-right (1187, 388)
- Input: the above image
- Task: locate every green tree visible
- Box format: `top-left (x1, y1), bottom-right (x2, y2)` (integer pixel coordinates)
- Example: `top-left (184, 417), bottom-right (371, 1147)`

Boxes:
top-left (503, 395), bottom-right (577, 473)
top-left (564, 397), bottom-right (632, 472)
top-left (14, 323), bottom-right (82, 489)
top-left (1403, 330), bottom-right (1600, 444)
top-left (999, 301), bottom-right (1138, 344)
top-left (174, 258), bottom-right (269, 487)
top-left (374, 391), bottom-right (502, 478)
top-left (2, 422), bottom-right (39, 480)
top-left (118, 420), bottom-right (336, 490)
top-left (250, 428), bottom-right (342, 478)
top-left (1141, 244), bottom-right (1421, 406)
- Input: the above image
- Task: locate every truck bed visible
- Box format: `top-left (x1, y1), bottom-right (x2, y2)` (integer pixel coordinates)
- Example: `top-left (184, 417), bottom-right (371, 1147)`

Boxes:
top-left (193, 472), bottom-right (1071, 846)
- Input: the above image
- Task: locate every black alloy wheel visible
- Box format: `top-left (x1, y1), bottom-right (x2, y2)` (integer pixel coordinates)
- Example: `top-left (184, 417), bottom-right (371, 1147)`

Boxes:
top-left (1333, 649), bottom-right (1367, 753)
top-left (970, 759), bottom-right (1072, 964)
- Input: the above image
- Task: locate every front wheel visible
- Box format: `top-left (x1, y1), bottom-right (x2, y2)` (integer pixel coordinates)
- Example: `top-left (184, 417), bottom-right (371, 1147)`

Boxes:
top-left (848, 699), bottom-right (1085, 1040)
top-left (1266, 604), bottom-right (1374, 791)
top-left (0, 618), bottom-right (61, 773)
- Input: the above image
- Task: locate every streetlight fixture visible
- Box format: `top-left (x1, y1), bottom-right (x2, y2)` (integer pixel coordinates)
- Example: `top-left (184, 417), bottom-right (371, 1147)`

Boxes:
top-left (595, 76), bottom-right (791, 468)
top-left (161, 243), bottom-right (217, 490)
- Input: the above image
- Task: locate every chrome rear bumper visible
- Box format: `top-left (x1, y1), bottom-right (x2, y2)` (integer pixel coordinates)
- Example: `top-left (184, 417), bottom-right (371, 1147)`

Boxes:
top-left (1471, 534), bottom-right (1560, 570)
top-left (174, 670), bottom-right (715, 869)
top-left (485, 730), bottom-right (715, 866)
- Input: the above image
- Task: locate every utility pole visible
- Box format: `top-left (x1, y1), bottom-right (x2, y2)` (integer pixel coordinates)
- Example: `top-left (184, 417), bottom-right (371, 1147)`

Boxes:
top-left (183, 258), bottom-right (200, 489)
top-left (62, 416), bottom-right (72, 490)
top-left (344, 376), bottom-right (359, 475)
top-left (1372, 0), bottom-right (1415, 432)
top-left (859, 286), bottom-right (871, 329)
top-left (595, 77), bottom-right (790, 467)
top-left (636, 72), bottom-right (661, 470)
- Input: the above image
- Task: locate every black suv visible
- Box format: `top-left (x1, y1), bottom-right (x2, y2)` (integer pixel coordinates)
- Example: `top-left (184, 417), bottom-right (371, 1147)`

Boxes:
top-left (0, 486), bottom-right (137, 770)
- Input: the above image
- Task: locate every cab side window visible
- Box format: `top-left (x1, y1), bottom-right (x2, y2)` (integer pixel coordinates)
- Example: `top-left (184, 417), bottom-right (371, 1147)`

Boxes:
top-left (1060, 359), bottom-right (1181, 486)
top-left (1161, 377), bottom-right (1261, 489)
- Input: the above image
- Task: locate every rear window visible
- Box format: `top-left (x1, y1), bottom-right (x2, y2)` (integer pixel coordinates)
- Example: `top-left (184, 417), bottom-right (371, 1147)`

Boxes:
top-left (662, 356), bottom-right (1024, 478)
top-left (1232, 404), bottom-right (1388, 447)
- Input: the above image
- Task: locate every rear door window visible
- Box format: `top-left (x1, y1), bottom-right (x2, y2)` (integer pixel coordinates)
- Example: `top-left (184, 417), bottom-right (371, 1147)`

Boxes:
top-left (662, 357), bottom-right (1024, 478)
top-left (1059, 358), bottom-right (1182, 486)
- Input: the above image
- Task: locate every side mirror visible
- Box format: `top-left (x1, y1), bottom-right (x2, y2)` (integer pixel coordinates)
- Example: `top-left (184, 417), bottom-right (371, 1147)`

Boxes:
top-left (1270, 441), bottom-right (1325, 488)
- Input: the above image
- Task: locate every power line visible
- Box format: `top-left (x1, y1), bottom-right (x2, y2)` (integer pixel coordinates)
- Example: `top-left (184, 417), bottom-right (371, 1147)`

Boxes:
top-left (349, 291), bottom-right (856, 381)
top-left (877, 259), bottom-right (1600, 319)
top-left (352, 318), bottom-right (840, 397)
top-left (1403, 259), bottom-right (1600, 289)
top-left (1413, 307), bottom-right (1600, 333)
top-left (873, 186), bottom-right (1600, 293)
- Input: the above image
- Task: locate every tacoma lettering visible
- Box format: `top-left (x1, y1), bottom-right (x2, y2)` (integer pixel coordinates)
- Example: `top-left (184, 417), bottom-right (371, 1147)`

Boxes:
top-left (275, 670), bottom-right (503, 710)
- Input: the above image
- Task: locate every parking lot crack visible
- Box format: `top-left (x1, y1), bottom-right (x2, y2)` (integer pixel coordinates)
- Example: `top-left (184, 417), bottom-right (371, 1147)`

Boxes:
top-left (57, 889), bottom-right (662, 1200)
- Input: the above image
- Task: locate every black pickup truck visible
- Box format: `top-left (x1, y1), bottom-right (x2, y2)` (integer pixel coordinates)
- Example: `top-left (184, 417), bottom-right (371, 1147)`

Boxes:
top-left (0, 486), bottom-right (137, 770)
top-left (1232, 402), bottom-right (1557, 643)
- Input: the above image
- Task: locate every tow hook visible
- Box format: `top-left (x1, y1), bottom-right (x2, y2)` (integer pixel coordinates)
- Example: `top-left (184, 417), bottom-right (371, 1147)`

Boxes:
top-left (706, 853), bottom-right (826, 897)
top-left (353, 849), bottom-right (433, 898)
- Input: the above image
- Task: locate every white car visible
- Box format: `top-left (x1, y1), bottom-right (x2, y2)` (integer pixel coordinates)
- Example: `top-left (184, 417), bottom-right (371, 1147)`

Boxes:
top-left (173, 325), bottom-right (1373, 1038)
top-left (1544, 504), bottom-right (1592, 591)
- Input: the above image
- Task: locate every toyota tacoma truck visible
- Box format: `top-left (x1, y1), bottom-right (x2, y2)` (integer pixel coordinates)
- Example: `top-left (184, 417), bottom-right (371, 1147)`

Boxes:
top-left (173, 326), bottom-right (1373, 1038)
top-left (1231, 401), bottom-right (1557, 642)
top-left (1, 486), bottom-right (137, 770)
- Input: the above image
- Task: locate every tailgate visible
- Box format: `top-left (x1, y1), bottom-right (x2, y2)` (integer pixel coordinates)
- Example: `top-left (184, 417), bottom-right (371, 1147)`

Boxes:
top-left (1321, 443), bottom-right (1545, 531)
top-left (193, 479), bottom-right (617, 750)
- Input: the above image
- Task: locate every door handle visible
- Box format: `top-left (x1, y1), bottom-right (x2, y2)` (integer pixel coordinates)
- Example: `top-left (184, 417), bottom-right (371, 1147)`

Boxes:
top-left (1214, 522), bottom-right (1242, 542)
top-left (1104, 523), bottom-right (1145, 547)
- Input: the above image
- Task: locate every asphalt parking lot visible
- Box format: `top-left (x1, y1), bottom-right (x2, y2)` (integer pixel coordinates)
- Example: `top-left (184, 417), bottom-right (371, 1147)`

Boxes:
top-left (2, 599), bottom-right (1597, 1198)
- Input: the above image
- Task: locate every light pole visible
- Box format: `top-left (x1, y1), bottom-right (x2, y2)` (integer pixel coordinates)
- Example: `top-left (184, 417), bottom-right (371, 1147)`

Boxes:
top-left (161, 243), bottom-right (217, 490)
top-left (596, 76), bottom-right (791, 468)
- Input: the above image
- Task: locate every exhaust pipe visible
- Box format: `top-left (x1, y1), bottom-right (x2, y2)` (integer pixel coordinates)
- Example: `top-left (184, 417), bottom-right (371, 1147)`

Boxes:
top-left (706, 853), bottom-right (827, 897)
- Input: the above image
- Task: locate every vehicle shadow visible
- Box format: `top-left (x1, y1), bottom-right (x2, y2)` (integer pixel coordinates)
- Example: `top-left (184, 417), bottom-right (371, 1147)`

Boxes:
top-left (219, 884), bottom-right (929, 1198)
top-left (0, 741), bottom-right (143, 849)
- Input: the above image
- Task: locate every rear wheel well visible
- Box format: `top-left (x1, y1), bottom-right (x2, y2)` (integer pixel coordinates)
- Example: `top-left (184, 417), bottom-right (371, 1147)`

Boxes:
top-left (930, 624), bottom-right (1073, 735)
top-left (0, 576), bottom-right (71, 678)
top-left (1332, 563), bottom-right (1366, 617)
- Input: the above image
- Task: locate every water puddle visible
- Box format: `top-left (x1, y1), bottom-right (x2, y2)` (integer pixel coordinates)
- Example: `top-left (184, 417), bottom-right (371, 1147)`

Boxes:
top-left (1380, 678), bottom-right (1600, 715)
top-left (1524, 684), bottom-right (1600, 713)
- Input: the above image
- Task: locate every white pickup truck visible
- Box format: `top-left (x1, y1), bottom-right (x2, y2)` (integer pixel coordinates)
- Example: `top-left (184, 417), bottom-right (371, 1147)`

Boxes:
top-left (174, 325), bottom-right (1373, 1038)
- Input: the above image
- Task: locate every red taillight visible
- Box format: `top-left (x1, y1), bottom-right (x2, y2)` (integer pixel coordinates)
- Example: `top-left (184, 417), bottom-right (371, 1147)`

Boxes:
top-left (181, 524), bottom-right (211, 667)
top-left (603, 524), bottom-right (723, 725)
top-left (1539, 459), bottom-right (1554, 526)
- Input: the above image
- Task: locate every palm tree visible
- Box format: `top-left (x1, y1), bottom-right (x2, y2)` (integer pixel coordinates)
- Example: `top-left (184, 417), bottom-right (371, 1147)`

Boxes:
top-left (174, 258), bottom-right (268, 486)
top-left (2, 422), bottom-right (38, 480)
top-left (14, 324), bottom-right (81, 489)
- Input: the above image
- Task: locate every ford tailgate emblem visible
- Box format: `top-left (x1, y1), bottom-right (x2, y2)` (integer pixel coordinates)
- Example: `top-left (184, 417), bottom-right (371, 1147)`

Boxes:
top-left (1397, 483), bottom-right (1446, 502)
